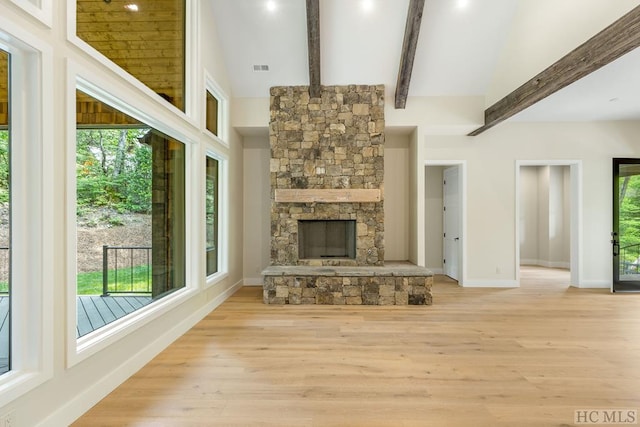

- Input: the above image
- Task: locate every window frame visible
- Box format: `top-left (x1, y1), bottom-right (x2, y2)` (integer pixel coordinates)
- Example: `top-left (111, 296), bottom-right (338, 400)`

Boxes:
top-left (66, 0), bottom-right (199, 122)
top-left (204, 72), bottom-right (229, 147)
top-left (202, 72), bottom-right (229, 287)
top-left (8, 0), bottom-right (53, 28)
top-left (67, 63), bottom-right (200, 368)
top-left (204, 148), bottom-right (228, 287)
top-left (0, 18), bottom-right (54, 409)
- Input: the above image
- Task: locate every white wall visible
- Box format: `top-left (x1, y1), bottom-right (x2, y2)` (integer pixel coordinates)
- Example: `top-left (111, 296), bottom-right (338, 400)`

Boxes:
top-left (537, 166), bottom-right (551, 263)
top-left (384, 134), bottom-right (410, 261)
top-left (520, 165), bottom-right (570, 268)
top-left (519, 166), bottom-right (539, 262)
top-left (242, 140), bottom-right (270, 283)
top-left (408, 128), bottom-right (423, 265)
top-left (0, 1), bottom-right (245, 425)
top-left (548, 165), bottom-right (569, 267)
top-left (487, 0), bottom-right (640, 105)
top-left (425, 166), bottom-right (444, 272)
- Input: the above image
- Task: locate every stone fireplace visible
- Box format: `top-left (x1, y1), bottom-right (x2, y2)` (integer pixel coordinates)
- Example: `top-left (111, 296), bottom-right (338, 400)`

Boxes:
top-left (268, 85), bottom-right (385, 267)
top-left (263, 85), bottom-right (432, 305)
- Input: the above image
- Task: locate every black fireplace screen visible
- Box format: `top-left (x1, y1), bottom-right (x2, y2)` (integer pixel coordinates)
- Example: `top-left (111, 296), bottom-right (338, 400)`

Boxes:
top-left (298, 220), bottom-right (356, 259)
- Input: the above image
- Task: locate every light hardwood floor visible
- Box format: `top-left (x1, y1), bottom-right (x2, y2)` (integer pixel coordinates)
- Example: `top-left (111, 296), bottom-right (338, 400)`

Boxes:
top-left (73, 267), bottom-right (640, 426)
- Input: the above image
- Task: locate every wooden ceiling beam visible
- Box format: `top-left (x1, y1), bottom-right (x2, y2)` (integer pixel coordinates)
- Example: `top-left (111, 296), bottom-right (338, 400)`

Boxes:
top-left (469, 5), bottom-right (640, 136)
top-left (395, 0), bottom-right (426, 109)
top-left (306, 0), bottom-right (321, 98)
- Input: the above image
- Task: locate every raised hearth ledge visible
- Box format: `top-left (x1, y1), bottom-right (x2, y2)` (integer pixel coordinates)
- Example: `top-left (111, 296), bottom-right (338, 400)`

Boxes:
top-left (262, 264), bottom-right (433, 305)
top-left (262, 264), bottom-right (432, 277)
top-left (274, 189), bottom-right (381, 203)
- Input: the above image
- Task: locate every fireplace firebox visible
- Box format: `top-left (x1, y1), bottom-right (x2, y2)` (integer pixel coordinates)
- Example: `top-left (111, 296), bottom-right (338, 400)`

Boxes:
top-left (298, 220), bottom-right (356, 260)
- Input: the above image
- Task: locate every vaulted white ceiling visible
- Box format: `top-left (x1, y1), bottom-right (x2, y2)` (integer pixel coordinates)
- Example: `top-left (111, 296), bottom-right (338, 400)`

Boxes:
top-left (209, 0), bottom-right (640, 123)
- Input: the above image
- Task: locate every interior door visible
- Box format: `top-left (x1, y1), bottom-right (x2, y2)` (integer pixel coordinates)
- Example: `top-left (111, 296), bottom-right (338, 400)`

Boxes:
top-left (443, 166), bottom-right (460, 281)
top-left (613, 158), bottom-right (640, 292)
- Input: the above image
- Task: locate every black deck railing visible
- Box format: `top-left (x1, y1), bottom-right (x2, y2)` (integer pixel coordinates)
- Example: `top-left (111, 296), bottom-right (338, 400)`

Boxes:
top-left (102, 245), bottom-right (152, 296)
top-left (620, 243), bottom-right (640, 275)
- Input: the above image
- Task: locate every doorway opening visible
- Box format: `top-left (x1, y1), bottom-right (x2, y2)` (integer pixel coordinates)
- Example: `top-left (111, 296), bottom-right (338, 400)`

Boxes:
top-left (425, 162), bottom-right (465, 286)
top-left (516, 161), bottom-right (580, 287)
top-left (612, 158), bottom-right (640, 292)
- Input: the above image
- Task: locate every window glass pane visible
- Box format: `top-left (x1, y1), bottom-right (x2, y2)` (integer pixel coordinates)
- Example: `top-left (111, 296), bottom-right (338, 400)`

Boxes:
top-left (76, 0), bottom-right (186, 111)
top-left (76, 89), bottom-right (185, 338)
top-left (206, 156), bottom-right (218, 276)
top-left (0, 49), bottom-right (10, 376)
top-left (205, 90), bottom-right (218, 136)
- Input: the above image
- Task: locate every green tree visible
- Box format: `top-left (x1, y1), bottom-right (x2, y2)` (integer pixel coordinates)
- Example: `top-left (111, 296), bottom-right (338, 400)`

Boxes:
top-left (76, 128), bottom-right (152, 214)
top-left (619, 175), bottom-right (640, 266)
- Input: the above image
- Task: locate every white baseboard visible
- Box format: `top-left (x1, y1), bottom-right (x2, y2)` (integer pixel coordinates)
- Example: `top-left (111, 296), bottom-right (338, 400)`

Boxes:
top-left (462, 280), bottom-right (518, 288)
top-left (576, 280), bottom-right (610, 289)
top-left (243, 277), bottom-right (264, 286)
top-left (426, 267), bottom-right (444, 274)
top-left (40, 279), bottom-right (244, 427)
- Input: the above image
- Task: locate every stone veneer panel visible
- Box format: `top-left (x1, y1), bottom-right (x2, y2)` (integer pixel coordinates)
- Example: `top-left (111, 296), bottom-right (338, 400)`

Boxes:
top-left (270, 85), bottom-right (385, 266)
top-left (263, 275), bottom-right (433, 305)
top-left (262, 266), bottom-right (433, 306)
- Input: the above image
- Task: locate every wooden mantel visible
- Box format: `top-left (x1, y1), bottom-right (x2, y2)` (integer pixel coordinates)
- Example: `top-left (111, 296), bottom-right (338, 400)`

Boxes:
top-left (275, 189), bottom-right (381, 203)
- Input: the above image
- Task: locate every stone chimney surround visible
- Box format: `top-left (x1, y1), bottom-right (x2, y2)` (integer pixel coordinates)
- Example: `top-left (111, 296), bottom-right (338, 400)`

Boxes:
top-left (263, 85), bottom-right (432, 305)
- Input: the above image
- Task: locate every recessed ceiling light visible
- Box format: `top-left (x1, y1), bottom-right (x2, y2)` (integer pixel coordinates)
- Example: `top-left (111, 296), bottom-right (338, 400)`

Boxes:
top-left (361, 0), bottom-right (374, 13)
top-left (456, 0), bottom-right (470, 10)
top-left (266, 0), bottom-right (277, 13)
top-left (124, 3), bottom-right (139, 11)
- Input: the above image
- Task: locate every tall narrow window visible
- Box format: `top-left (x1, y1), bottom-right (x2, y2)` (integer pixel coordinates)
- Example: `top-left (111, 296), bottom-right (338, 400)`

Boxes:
top-left (76, 89), bottom-right (185, 338)
top-left (205, 156), bottom-right (219, 276)
top-left (0, 49), bottom-right (10, 376)
top-left (76, 0), bottom-right (186, 111)
top-left (205, 91), bottom-right (219, 137)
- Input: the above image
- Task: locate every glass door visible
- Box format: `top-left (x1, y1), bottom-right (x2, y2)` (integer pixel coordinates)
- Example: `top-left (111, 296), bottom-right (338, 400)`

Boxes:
top-left (613, 158), bottom-right (640, 292)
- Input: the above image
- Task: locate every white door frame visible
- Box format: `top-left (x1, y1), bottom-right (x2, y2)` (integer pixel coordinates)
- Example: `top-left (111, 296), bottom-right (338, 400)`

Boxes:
top-left (425, 161), bottom-right (467, 286)
top-left (515, 160), bottom-right (582, 287)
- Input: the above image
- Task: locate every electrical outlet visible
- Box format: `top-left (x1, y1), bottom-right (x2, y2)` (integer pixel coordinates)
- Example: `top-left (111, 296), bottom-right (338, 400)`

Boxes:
top-left (1, 410), bottom-right (15, 427)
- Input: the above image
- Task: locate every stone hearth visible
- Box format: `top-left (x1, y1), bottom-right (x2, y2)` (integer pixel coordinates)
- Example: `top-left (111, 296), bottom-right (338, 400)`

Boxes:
top-left (263, 264), bottom-right (432, 305)
top-left (264, 84), bottom-right (432, 305)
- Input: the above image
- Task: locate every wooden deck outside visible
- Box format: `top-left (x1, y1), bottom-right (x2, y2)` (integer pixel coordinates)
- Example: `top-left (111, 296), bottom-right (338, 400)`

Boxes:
top-left (77, 295), bottom-right (152, 338)
top-left (0, 295), bottom-right (153, 346)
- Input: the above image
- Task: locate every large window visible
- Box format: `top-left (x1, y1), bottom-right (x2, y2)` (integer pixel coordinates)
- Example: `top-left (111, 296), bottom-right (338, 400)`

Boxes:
top-left (76, 89), bottom-right (185, 338)
top-left (0, 23), bottom-right (52, 407)
top-left (0, 49), bottom-right (9, 376)
top-left (205, 156), bottom-right (218, 276)
top-left (76, 0), bottom-right (186, 111)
